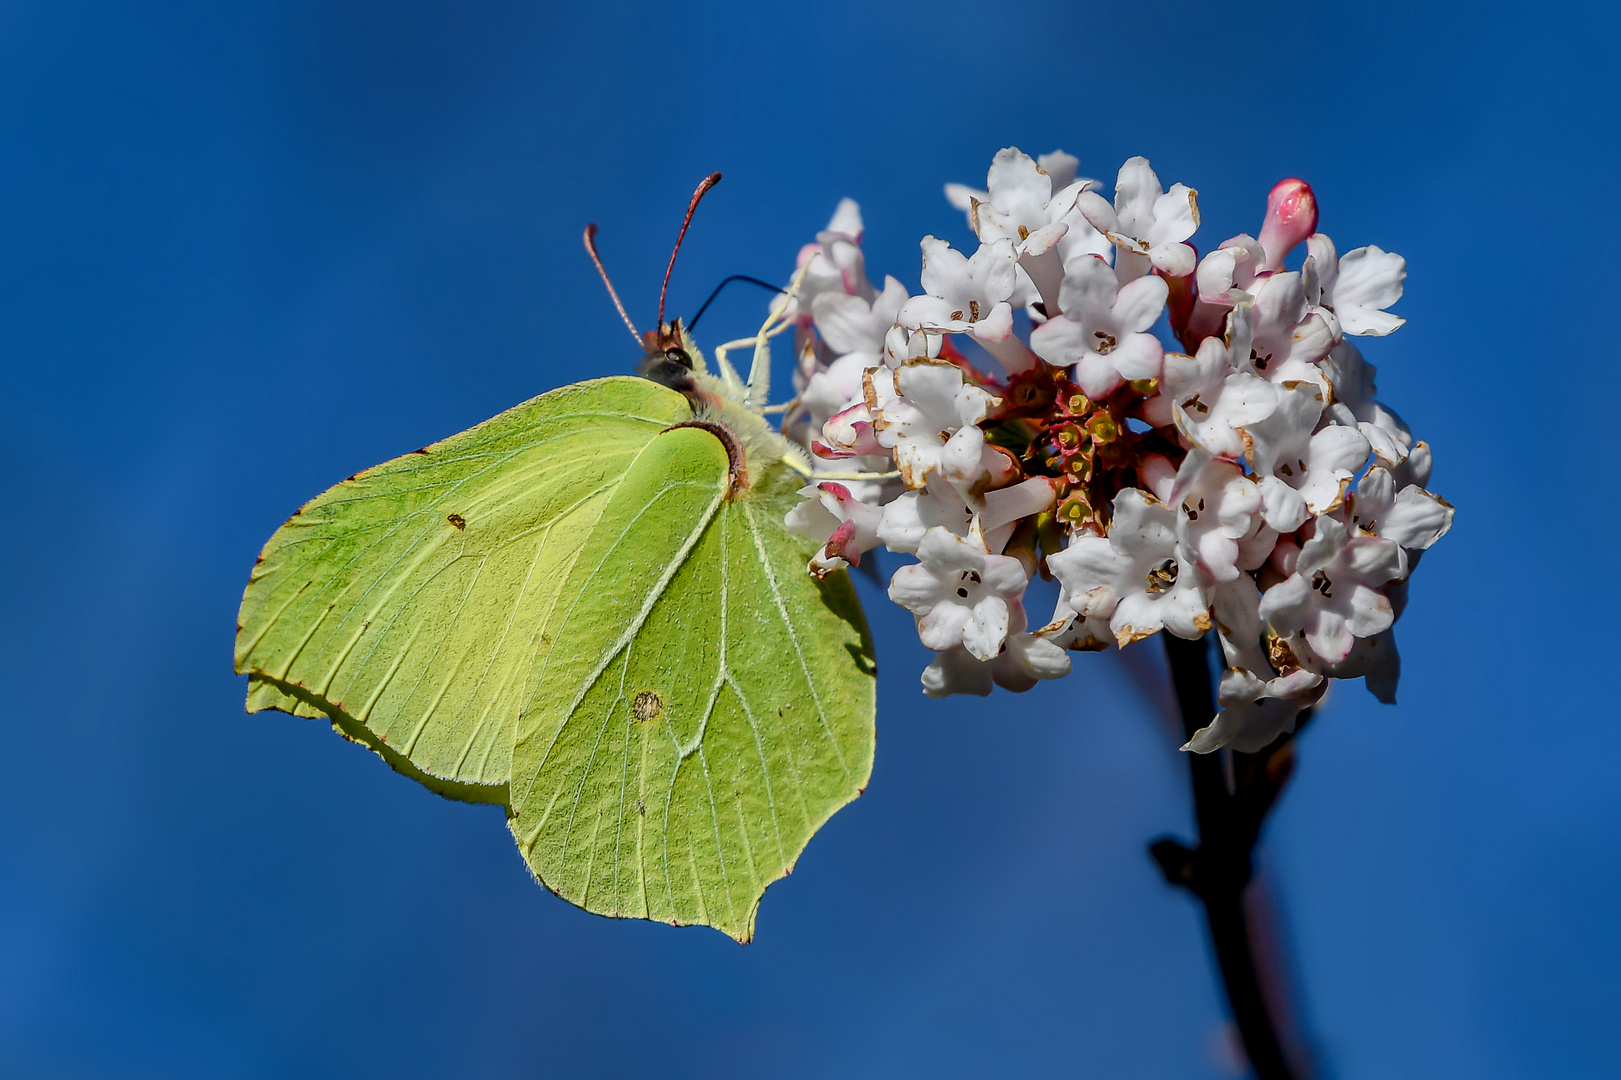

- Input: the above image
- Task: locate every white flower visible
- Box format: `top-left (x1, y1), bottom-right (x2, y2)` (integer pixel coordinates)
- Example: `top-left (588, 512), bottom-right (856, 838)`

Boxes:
top-left (1242, 272), bottom-right (1334, 385)
top-left (920, 608), bottom-right (1071, 697)
top-left (898, 236), bottom-right (1018, 345)
top-left (1037, 585), bottom-right (1116, 652)
top-left (1191, 579), bottom-right (1327, 752)
top-left (979, 475), bottom-right (1060, 536)
top-left (947, 148), bottom-right (1085, 241)
top-left (1235, 521), bottom-right (1281, 573)
top-left (1181, 235), bottom-right (1267, 344)
top-left (962, 149), bottom-right (1076, 251)
top-left (882, 323), bottom-right (942, 368)
top-left (919, 645), bottom-right (996, 697)
top-left (1387, 440), bottom-right (1433, 490)
top-left (1340, 466), bottom-right (1454, 551)
top-left (1245, 380), bottom-right (1370, 531)
top-left (1258, 514), bottom-right (1406, 663)
top-left (888, 524), bottom-right (1029, 660)
top-left (784, 482), bottom-right (886, 576)
top-left (897, 231), bottom-right (1049, 377)
top-left (1317, 626), bottom-right (1402, 705)
top-left (1047, 489), bottom-right (1211, 646)
top-left (1209, 575), bottom-right (1268, 670)
top-left (944, 147), bottom-right (1111, 312)
top-left (1077, 156), bottom-right (1199, 279)
top-left (1029, 255), bottom-right (1167, 398)
top-left (801, 275), bottom-right (910, 421)
top-left (1137, 452), bottom-right (1179, 503)
top-left (1194, 235), bottom-right (1266, 307)
top-left (1304, 234), bottom-right (1406, 338)
top-left (866, 359), bottom-right (999, 489)
top-left (877, 478), bottom-right (975, 555)
top-left (1169, 449), bottom-right (1264, 585)
top-left (1320, 340), bottom-right (1415, 468)
top-left (1183, 667), bottom-right (1325, 753)
top-left (947, 149), bottom-right (1086, 218)
top-left (799, 355), bottom-right (870, 432)
top-left (790, 198), bottom-right (873, 323)
top-left (1036, 150), bottom-right (1080, 189)
top-left (1162, 307), bottom-right (1278, 460)
top-left (879, 476), bottom-right (1056, 556)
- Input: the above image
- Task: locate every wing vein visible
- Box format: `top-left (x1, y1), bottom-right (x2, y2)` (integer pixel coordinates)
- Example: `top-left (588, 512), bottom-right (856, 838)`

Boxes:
top-left (519, 477), bottom-right (724, 807)
top-left (740, 503), bottom-right (852, 781)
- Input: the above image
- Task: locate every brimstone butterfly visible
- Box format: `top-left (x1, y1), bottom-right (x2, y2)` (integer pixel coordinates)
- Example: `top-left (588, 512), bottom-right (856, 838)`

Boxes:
top-left (233, 177), bottom-right (876, 942)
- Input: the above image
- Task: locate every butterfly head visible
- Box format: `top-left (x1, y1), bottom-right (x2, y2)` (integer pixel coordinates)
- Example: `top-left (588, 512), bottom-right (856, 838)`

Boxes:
top-left (636, 317), bottom-right (704, 393)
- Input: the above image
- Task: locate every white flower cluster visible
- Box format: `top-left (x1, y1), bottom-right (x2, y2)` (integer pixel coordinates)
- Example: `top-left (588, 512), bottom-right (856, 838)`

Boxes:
top-left (780, 149), bottom-right (1452, 753)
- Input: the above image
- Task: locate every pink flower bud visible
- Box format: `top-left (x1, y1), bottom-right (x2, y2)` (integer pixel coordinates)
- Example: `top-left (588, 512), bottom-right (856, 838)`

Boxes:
top-left (815, 481), bottom-right (854, 504)
top-left (823, 520), bottom-right (863, 566)
top-left (816, 401), bottom-right (885, 457)
top-left (1256, 178), bottom-right (1318, 272)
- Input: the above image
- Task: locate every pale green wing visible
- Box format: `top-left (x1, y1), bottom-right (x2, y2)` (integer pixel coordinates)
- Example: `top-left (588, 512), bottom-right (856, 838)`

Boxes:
top-left (234, 377), bottom-right (692, 803)
top-left (507, 426), bottom-right (876, 942)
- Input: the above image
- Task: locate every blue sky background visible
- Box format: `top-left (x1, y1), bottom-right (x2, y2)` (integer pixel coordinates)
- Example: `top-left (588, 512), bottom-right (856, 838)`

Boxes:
top-left (1, 1), bottom-right (1615, 1076)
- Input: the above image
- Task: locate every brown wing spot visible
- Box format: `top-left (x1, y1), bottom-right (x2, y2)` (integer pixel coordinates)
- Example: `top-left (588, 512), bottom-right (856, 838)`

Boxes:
top-left (632, 690), bottom-right (663, 721)
top-left (446, 513), bottom-right (466, 530)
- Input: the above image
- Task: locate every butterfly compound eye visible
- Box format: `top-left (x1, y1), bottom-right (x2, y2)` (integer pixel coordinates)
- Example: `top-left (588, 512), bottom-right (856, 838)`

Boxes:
top-left (638, 347), bottom-right (698, 392)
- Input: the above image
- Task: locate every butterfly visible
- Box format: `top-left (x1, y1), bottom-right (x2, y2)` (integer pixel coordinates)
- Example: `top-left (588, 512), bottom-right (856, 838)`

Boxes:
top-left (234, 175), bottom-right (876, 942)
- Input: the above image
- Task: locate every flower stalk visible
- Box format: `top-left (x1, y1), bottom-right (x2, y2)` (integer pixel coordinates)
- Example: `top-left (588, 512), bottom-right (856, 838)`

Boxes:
top-left (1151, 632), bottom-right (1306, 1080)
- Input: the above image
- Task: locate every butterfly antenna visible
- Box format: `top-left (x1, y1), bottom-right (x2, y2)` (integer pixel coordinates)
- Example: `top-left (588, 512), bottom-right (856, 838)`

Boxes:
top-left (583, 223), bottom-right (644, 348)
top-left (658, 172), bottom-right (723, 330)
top-left (687, 274), bottom-right (787, 331)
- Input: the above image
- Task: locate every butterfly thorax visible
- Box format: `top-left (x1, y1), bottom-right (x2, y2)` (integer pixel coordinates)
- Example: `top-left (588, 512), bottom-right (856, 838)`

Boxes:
top-left (691, 389), bottom-right (806, 498)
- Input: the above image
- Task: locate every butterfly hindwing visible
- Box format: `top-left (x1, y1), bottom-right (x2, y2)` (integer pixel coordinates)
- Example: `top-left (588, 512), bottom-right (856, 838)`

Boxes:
top-left (508, 427), bottom-right (875, 941)
top-left (234, 377), bottom-right (692, 802)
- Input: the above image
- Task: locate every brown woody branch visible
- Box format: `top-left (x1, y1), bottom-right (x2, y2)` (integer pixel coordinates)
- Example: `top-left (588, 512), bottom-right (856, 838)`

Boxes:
top-left (1150, 633), bottom-right (1308, 1080)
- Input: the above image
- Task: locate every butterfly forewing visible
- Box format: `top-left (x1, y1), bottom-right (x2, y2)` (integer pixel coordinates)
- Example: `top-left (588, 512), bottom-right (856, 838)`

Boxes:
top-left (234, 377), bottom-right (691, 802)
top-left (508, 429), bottom-right (875, 941)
